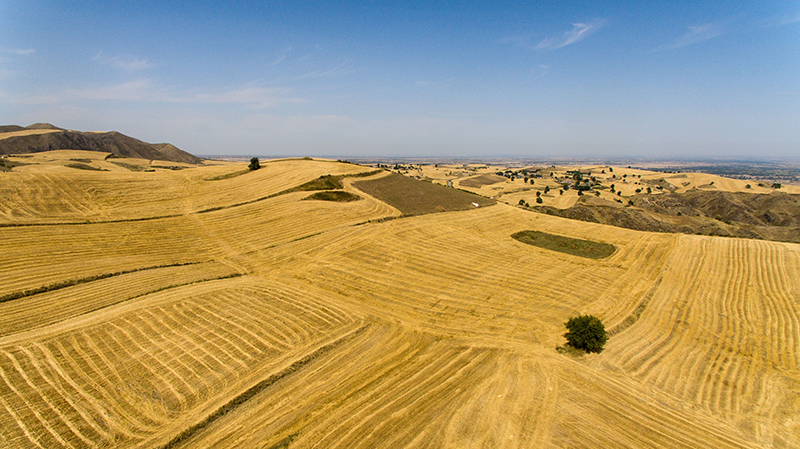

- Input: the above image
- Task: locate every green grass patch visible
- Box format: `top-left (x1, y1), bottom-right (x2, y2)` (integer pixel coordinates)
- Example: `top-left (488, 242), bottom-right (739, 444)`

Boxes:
top-left (206, 169), bottom-right (250, 181)
top-left (108, 161), bottom-right (147, 171)
top-left (288, 171), bottom-right (381, 192)
top-left (304, 190), bottom-right (361, 202)
top-left (511, 230), bottom-right (616, 259)
top-left (0, 159), bottom-right (29, 172)
top-left (66, 162), bottom-right (106, 171)
top-left (292, 174), bottom-right (344, 191)
top-left (151, 165), bottom-right (188, 170)
top-left (195, 170), bottom-right (381, 214)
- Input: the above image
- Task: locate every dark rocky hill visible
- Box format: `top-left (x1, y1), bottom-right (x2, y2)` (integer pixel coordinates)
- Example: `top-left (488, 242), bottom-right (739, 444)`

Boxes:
top-left (0, 124), bottom-right (201, 164)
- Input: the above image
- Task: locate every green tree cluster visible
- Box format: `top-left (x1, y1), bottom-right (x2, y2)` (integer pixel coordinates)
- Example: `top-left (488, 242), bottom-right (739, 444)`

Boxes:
top-left (564, 315), bottom-right (608, 353)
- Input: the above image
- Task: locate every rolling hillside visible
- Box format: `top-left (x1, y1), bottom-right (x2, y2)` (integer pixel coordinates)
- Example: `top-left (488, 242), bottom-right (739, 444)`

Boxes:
top-left (0, 154), bottom-right (797, 448)
top-left (0, 124), bottom-right (201, 164)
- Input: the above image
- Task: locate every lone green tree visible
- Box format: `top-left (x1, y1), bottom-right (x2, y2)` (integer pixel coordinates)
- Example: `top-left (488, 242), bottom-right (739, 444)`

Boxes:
top-left (248, 157), bottom-right (261, 171)
top-left (564, 315), bottom-right (608, 353)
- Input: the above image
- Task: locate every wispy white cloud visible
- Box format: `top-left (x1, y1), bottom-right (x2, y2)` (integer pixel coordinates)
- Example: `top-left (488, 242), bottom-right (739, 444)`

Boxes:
top-left (530, 64), bottom-right (549, 78)
top-left (662, 20), bottom-right (728, 50)
top-left (20, 79), bottom-right (160, 104)
top-left (295, 59), bottom-right (357, 80)
top-left (14, 79), bottom-right (305, 109)
top-left (761, 12), bottom-right (800, 28)
top-left (535, 19), bottom-right (607, 50)
top-left (187, 87), bottom-right (306, 109)
top-left (501, 19), bottom-right (606, 51)
top-left (11, 49), bottom-right (36, 56)
top-left (268, 47), bottom-right (292, 67)
top-left (95, 52), bottom-right (154, 70)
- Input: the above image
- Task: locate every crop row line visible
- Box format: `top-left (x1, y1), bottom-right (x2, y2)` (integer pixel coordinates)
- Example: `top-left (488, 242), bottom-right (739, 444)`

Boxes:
top-left (159, 323), bottom-right (370, 449)
top-left (0, 261), bottom-right (208, 304)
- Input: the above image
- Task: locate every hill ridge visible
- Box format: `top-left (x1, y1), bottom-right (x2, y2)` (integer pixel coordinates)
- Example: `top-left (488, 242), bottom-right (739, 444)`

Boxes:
top-left (0, 124), bottom-right (201, 164)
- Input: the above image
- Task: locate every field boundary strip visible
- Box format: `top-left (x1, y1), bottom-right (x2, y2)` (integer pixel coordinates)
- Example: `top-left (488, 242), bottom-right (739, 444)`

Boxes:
top-left (195, 170), bottom-right (383, 214)
top-left (608, 276), bottom-right (663, 336)
top-left (0, 214), bottom-right (184, 227)
top-left (0, 261), bottom-right (208, 304)
top-left (0, 170), bottom-right (383, 226)
top-left (159, 323), bottom-right (370, 449)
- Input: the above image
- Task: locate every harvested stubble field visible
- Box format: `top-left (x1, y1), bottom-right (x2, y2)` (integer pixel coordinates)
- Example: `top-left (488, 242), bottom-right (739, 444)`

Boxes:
top-left (0, 154), bottom-right (798, 448)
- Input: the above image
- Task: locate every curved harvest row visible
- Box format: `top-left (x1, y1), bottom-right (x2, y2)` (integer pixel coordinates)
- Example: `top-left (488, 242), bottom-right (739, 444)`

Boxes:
top-left (269, 206), bottom-right (675, 347)
top-left (0, 277), bottom-right (361, 448)
top-left (0, 159), bottom-right (372, 224)
top-left (603, 235), bottom-right (800, 446)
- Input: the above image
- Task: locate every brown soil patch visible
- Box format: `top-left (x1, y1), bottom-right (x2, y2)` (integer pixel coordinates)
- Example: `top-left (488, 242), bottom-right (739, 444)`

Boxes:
top-left (353, 172), bottom-right (495, 215)
top-left (459, 174), bottom-right (507, 188)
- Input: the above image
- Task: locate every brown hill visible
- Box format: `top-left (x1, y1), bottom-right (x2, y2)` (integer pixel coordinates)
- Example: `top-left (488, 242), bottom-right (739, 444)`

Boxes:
top-left (0, 125), bottom-right (202, 164)
top-left (24, 122), bottom-right (63, 130)
top-left (534, 190), bottom-right (800, 243)
top-left (0, 125), bottom-right (25, 133)
top-left (150, 143), bottom-right (202, 164)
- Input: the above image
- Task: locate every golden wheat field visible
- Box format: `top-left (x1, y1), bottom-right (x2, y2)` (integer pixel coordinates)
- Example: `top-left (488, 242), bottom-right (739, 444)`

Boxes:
top-left (0, 154), bottom-right (798, 448)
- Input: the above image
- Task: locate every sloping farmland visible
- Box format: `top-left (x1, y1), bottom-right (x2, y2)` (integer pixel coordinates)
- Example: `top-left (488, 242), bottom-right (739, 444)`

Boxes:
top-left (0, 158), bottom-right (797, 448)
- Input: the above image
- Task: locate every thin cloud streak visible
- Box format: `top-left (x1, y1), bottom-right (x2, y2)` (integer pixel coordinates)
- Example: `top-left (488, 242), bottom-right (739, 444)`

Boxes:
top-left (20, 79), bottom-right (160, 104)
top-left (187, 87), bottom-right (306, 109)
top-left (295, 60), bottom-right (356, 80)
top-left (500, 18), bottom-right (606, 51)
top-left (535, 19), bottom-right (607, 50)
top-left (95, 52), bottom-right (154, 70)
top-left (15, 80), bottom-right (305, 109)
top-left (268, 47), bottom-right (292, 66)
top-left (662, 20), bottom-right (728, 50)
top-left (761, 13), bottom-right (800, 28)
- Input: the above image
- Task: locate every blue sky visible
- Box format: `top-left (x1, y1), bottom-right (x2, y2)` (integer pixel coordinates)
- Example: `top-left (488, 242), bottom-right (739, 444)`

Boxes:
top-left (1, 1), bottom-right (798, 158)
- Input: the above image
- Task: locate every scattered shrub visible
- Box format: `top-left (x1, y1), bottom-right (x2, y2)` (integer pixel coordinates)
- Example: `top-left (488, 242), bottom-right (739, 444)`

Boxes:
top-left (248, 157), bottom-right (261, 171)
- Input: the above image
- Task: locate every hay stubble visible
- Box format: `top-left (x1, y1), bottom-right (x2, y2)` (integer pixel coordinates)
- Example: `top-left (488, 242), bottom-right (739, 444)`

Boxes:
top-left (0, 156), bottom-right (797, 448)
